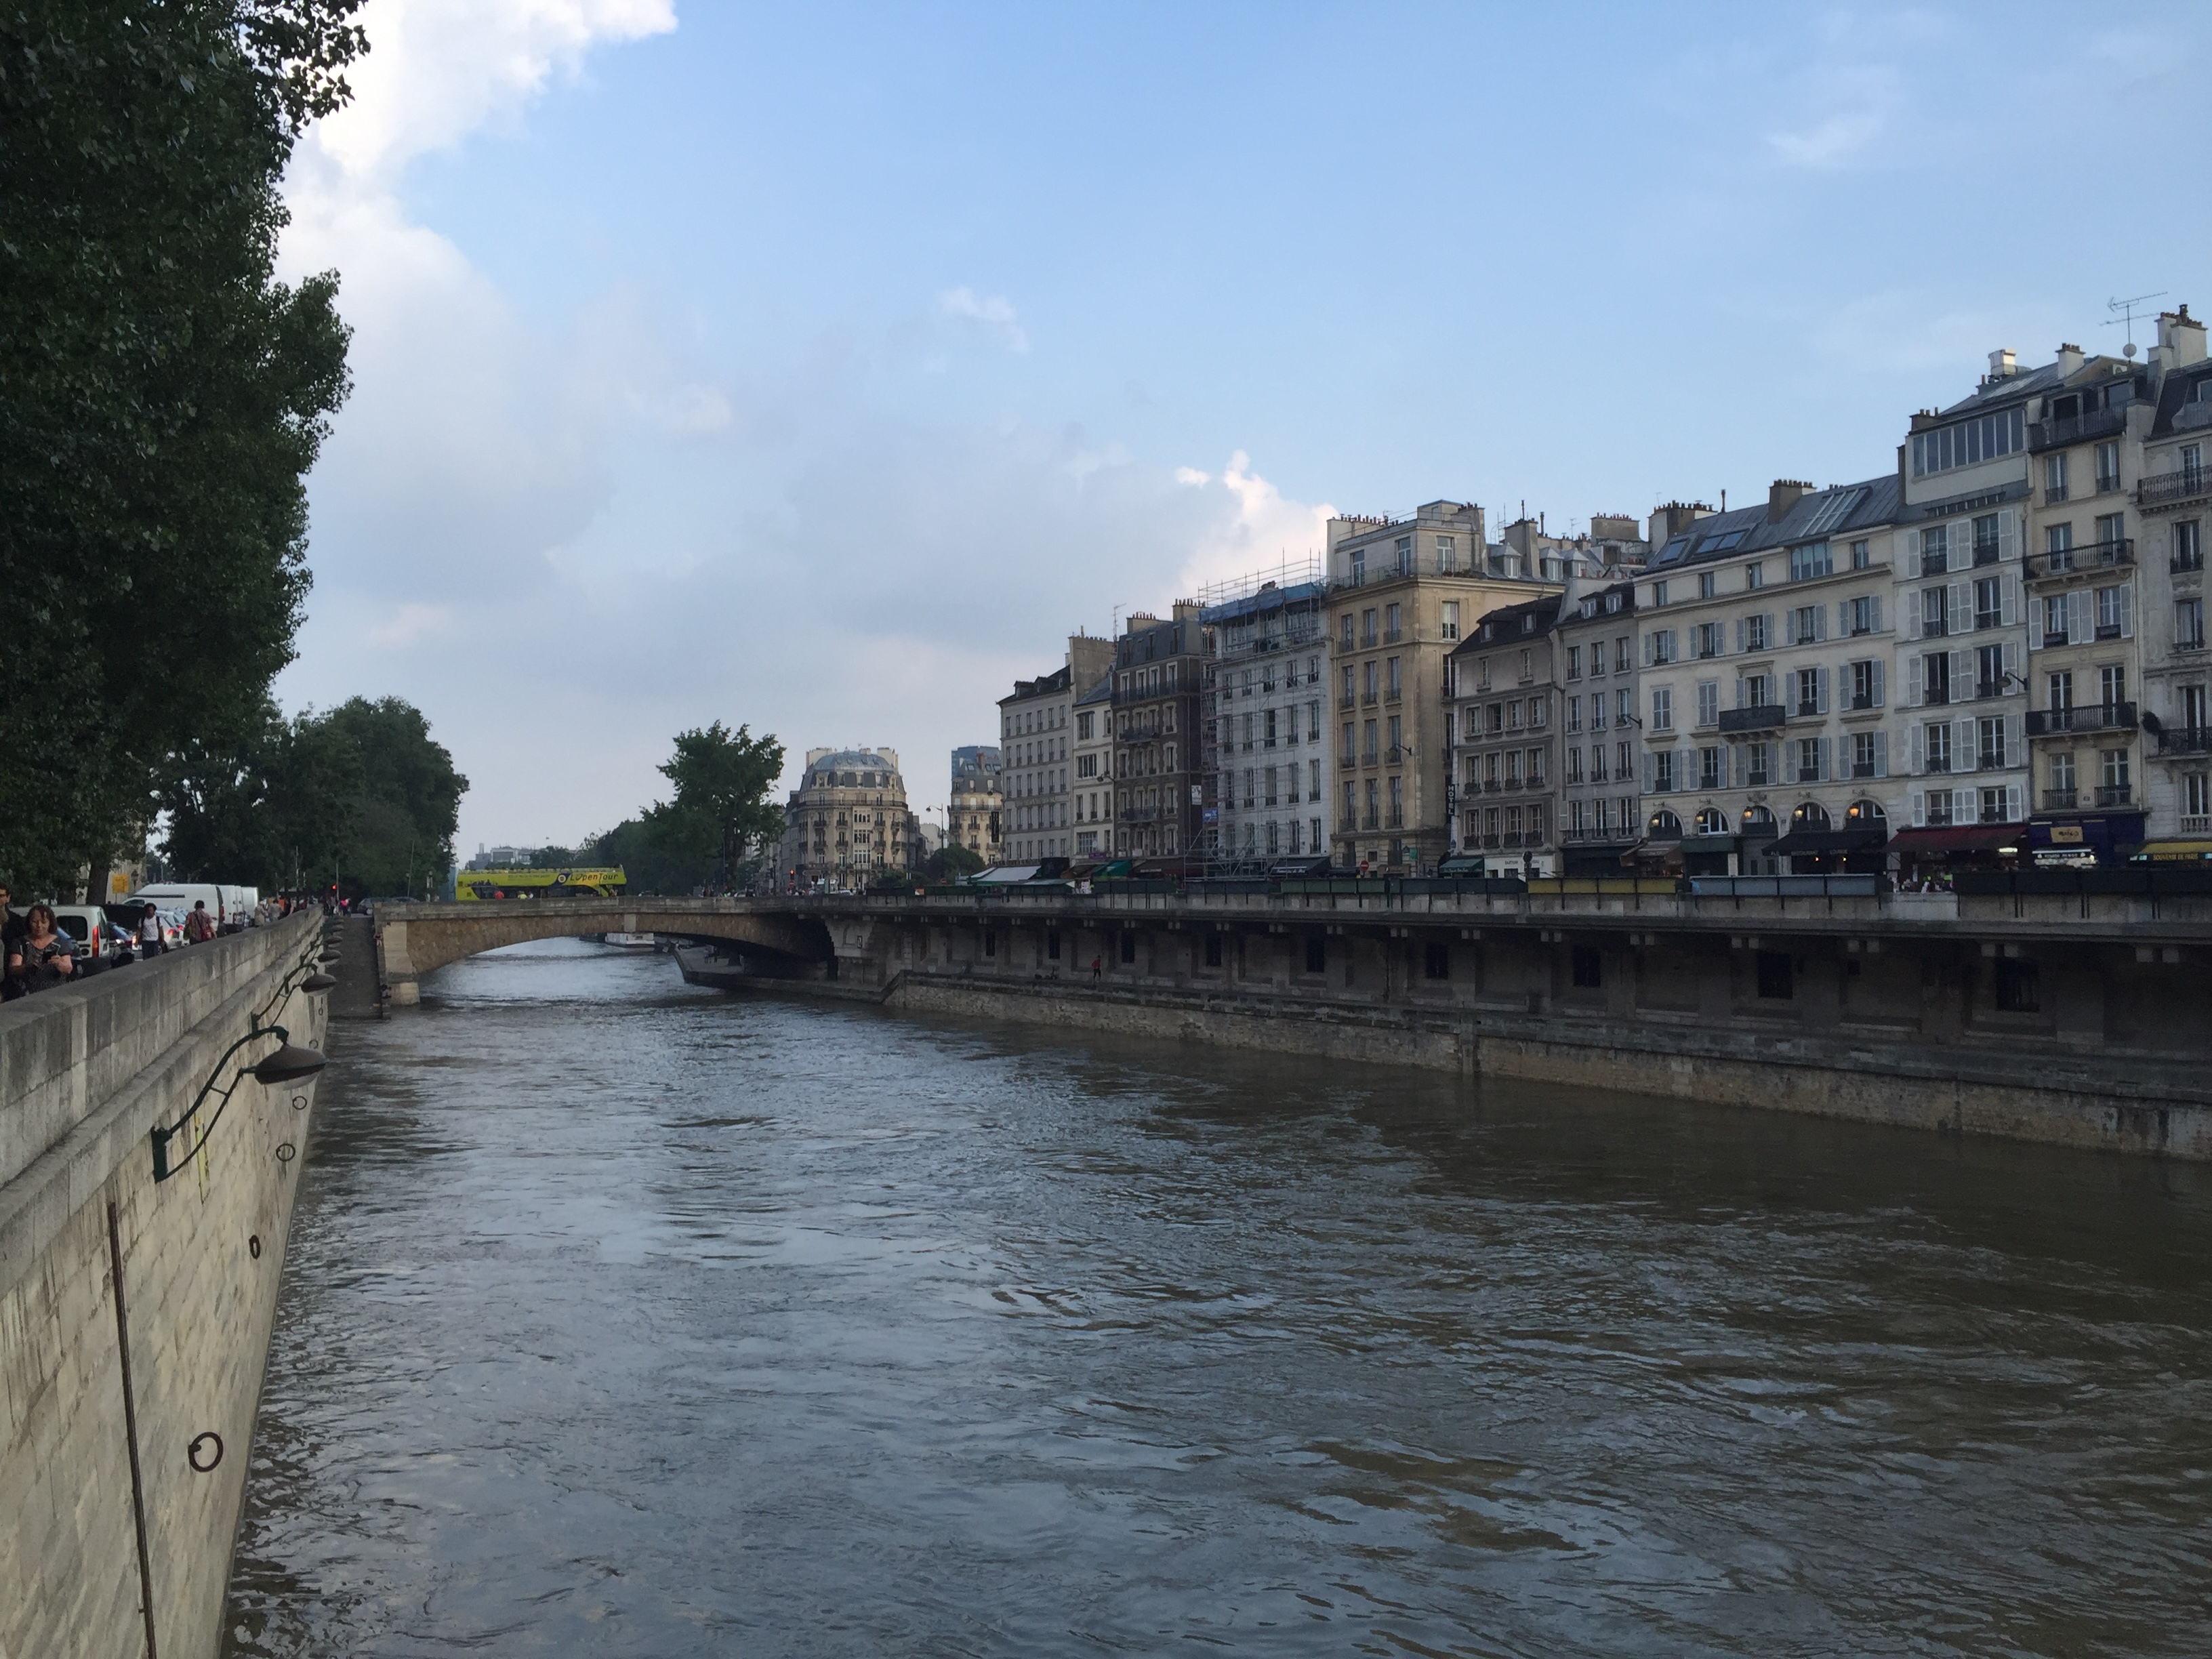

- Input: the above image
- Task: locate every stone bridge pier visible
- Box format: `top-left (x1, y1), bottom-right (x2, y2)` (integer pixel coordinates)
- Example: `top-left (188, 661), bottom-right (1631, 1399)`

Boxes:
top-left (375, 898), bottom-right (834, 1004)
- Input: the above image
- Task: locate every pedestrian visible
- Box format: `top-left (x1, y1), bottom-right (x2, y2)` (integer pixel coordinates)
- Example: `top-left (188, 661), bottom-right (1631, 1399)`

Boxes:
top-left (183, 900), bottom-right (217, 944)
top-left (138, 903), bottom-right (166, 958)
top-left (0, 882), bottom-right (24, 1001)
top-left (1090, 954), bottom-right (1103, 984)
top-left (8, 903), bottom-right (77, 994)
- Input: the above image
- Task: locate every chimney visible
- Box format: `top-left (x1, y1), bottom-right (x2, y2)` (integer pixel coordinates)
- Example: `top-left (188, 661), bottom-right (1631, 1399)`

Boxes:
top-left (2160, 306), bottom-right (2207, 369)
top-left (1767, 479), bottom-right (1813, 523)
top-left (1647, 500), bottom-right (1712, 546)
top-left (2055, 342), bottom-right (2085, 378)
top-left (1988, 347), bottom-right (2018, 379)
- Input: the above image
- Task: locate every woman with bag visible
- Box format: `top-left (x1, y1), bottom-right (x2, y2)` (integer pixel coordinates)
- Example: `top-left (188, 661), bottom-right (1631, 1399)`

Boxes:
top-left (7, 904), bottom-right (77, 993)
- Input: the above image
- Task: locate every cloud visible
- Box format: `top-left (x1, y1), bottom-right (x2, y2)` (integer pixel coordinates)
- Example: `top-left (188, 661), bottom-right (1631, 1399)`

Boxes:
top-left (1764, 64), bottom-right (1899, 169)
top-left (939, 287), bottom-right (1031, 352)
top-left (367, 601), bottom-right (456, 649)
top-left (1170, 451), bottom-right (1336, 598)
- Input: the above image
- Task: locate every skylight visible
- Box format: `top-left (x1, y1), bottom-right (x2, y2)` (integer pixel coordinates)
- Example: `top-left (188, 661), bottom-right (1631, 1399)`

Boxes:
top-left (1799, 487), bottom-right (1867, 538)
top-left (1694, 529), bottom-right (1747, 554)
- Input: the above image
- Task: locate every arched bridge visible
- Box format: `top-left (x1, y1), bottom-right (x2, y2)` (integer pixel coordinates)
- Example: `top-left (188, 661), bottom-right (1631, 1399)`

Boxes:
top-left (375, 897), bottom-right (841, 1005)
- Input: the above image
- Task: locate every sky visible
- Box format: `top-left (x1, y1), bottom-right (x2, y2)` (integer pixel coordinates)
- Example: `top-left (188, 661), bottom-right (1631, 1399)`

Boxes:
top-left (271, 1), bottom-right (2212, 855)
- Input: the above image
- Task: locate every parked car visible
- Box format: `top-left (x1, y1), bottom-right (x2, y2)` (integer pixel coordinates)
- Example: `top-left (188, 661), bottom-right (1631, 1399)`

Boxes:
top-left (45, 905), bottom-right (130, 972)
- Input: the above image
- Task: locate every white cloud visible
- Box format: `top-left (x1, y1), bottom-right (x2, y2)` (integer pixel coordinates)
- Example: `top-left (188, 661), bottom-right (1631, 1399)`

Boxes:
top-left (367, 601), bottom-right (457, 649)
top-left (1170, 451), bottom-right (1336, 598)
top-left (1764, 64), bottom-right (1899, 169)
top-left (939, 287), bottom-right (1030, 352)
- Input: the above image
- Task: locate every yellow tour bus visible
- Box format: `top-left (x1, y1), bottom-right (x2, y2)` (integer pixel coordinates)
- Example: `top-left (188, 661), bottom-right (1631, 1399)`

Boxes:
top-left (455, 867), bottom-right (627, 901)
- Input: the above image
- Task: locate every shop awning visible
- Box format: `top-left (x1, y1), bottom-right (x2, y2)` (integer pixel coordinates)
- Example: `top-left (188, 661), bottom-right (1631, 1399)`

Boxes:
top-left (1679, 834), bottom-right (1740, 854)
top-left (1886, 823), bottom-right (2026, 855)
top-left (1765, 827), bottom-right (1888, 857)
top-left (972, 863), bottom-right (1044, 884)
top-left (2137, 839), bottom-right (2212, 861)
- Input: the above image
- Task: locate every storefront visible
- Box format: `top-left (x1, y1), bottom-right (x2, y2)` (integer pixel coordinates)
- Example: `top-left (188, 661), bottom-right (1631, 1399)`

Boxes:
top-left (2026, 812), bottom-right (2147, 867)
top-left (1884, 823), bottom-right (2028, 879)
top-left (2133, 838), bottom-right (2212, 863)
top-left (1562, 840), bottom-right (1639, 878)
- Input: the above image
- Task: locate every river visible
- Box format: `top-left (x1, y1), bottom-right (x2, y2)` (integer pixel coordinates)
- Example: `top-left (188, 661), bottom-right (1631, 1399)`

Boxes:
top-left (221, 938), bottom-right (2212, 1656)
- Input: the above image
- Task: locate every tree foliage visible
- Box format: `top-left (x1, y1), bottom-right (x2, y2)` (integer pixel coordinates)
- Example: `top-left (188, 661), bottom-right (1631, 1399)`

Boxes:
top-left (924, 843), bottom-right (985, 882)
top-left (163, 696), bottom-right (465, 897)
top-left (0, 0), bottom-right (365, 892)
top-left (642, 722), bottom-right (787, 871)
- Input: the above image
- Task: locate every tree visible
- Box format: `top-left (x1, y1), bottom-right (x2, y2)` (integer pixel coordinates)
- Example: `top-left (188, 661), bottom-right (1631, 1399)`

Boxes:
top-left (924, 844), bottom-right (985, 882)
top-left (642, 722), bottom-right (787, 876)
top-left (161, 695), bottom-right (465, 897)
top-left (0, 1), bottom-right (365, 893)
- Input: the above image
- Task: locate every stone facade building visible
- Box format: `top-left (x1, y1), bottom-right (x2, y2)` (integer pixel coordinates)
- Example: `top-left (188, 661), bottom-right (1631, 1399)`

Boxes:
top-left (1200, 573), bottom-right (1330, 865)
top-left (777, 747), bottom-right (918, 891)
top-left (1113, 607), bottom-right (1203, 859)
top-left (948, 745), bottom-right (1002, 864)
top-left (1327, 502), bottom-right (1559, 872)
top-left (2136, 307), bottom-right (2212, 848)
top-left (1000, 635), bottom-right (1114, 865)
top-left (1553, 579), bottom-right (1643, 872)
top-left (1071, 672), bottom-right (1115, 856)
top-left (1447, 594), bottom-right (1563, 876)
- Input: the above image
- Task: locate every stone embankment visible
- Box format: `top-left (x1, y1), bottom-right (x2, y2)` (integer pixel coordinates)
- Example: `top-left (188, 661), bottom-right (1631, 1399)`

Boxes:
top-left (0, 912), bottom-right (333, 1659)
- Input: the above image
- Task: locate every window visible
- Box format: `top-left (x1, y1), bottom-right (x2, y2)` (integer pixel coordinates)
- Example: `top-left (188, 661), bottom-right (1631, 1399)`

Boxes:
top-left (1921, 587), bottom-right (1949, 638)
top-left (2179, 598), bottom-right (2206, 649)
top-left (2095, 440), bottom-right (2121, 494)
top-left (1789, 541), bottom-right (1832, 581)
top-left (2049, 752), bottom-right (2076, 803)
top-left (1756, 951), bottom-right (1794, 1000)
top-left (1387, 775), bottom-right (1404, 828)
top-left (1395, 535), bottom-right (1412, 575)
top-left (1423, 942), bottom-right (1450, 981)
top-left (1994, 958), bottom-right (2040, 1013)
top-left (1340, 612), bottom-right (1355, 649)
top-left (1696, 680), bottom-right (1720, 727)
top-left (1923, 651), bottom-right (1952, 704)
top-left (1436, 535), bottom-right (1456, 572)
top-left (1699, 571), bottom-right (1717, 598)
top-left (1849, 658), bottom-right (1883, 710)
top-left (1699, 746), bottom-right (1723, 790)
top-left (1567, 697), bottom-right (1584, 734)
top-left (1441, 601), bottom-right (1459, 640)
top-left (1978, 785), bottom-right (2010, 824)
top-left (1846, 595), bottom-right (1879, 636)
top-left (1976, 643), bottom-right (2005, 699)
top-left (1745, 562), bottom-right (1765, 590)
top-left (2095, 584), bottom-right (2131, 640)
top-left (1693, 621), bottom-right (1723, 657)
top-left (2178, 521), bottom-right (2205, 573)
top-left (1531, 695), bottom-right (1549, 728)
top-left (1566, 644), bottom-right (1582, 679)
top-left (1571, 947), bottom-right (1602, 989)
top-left (1910, 406), bottom-right (2026, 477)
top-left (1652, 749), bottom-right (1676, 792)
top-left (2045, 453), bottom-right (2069, 501)
top-left (1973, 514), bottom-right (2002, 565)
top-left (1385, 603), bottom-right (1402, 642)
top-left (1743, 672), bottom-right (1774, 708)
top-left (1793, 667), bottom-right (1822, 716)
top-left (1789, 604), bottom-right (1821, 644)
top-left (1076, 712), bottom-right (1092, 740)
top-left (1650, 687), bottom-right (1673, 732)
top-left (1794, 736), bottom-right (1822, 781)
top-left (1614, 636), bottom-right (1632, 674)
top-left (1977, 716), bottom-right (2007, 771)
top-left (1742, 613), bottom-right (1771, 651)
top-left (2101, 747), bottom-right (2131, 794)
top-left (1361, 608), bottom-right (1378, 647)
top-left (1362, 661), bottom-right (1377, 702)
top-left (1363, 720), bottom-right (1378, 762)
top-left (1742, 741), bottom-right (1772, 787)
top-left (1924, 721), bottom-right (1954, 773)
top-left (1646, 628), bottom-right (1677, 665)
top-left (1973, 577), bottom-right (2002, 630)
top-left (1850, 539), bottom-right (1870, 570)
top-left (2095, 510), bottom-right (2127, 551)
top-left (1850, 730), bottom-right (1885, 779)
top-left (1921, 525), bottom-right (1949, 576)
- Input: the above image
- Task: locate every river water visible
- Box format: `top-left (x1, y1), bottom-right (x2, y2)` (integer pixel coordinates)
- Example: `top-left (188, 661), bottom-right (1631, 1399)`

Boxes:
top-left (222, 939), bottom-right (2212, 1657)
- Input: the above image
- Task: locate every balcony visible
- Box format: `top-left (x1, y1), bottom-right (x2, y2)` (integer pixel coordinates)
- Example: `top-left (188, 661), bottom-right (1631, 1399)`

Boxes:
top-left (1387, 744), bottom-right (1406, 764)
top-left (2042, 631), bottom-right (2069, 649)
top-left (2026, 539), bottom-right (2132, 581)
top-left (1481, 779), bottom-right (1502, 794)
top-left (2030, 407), bottom-right (2127, 450)
top-left (2156, 726), bottom-right (2212, 755)
top-left (1338, 694), bottom-right (1355, 710)
top-left (1977, 753), bottom-right (2009, 772)
top-left (2174, 551), bottom-right (2205, 575)
top-left (2044, 790), bottom-right (2078, 811)
top-left (1919, 552), bottom-right (1949, 577)
top-left (1718, 705), bottom-right (1786, 734)
top-left (2139, 468), bottom-right (2212, 512)
top-left (1973, 541), bottom-right (2001, 567)
top-left (2095, 785), bottom-right (2134, 808)
top-left (2045, 483), bottom-right (2070, 504)
top-left (2026, 701), bottom-right (2137, 737)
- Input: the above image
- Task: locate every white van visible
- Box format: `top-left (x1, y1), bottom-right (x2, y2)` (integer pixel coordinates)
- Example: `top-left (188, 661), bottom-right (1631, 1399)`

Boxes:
top-left (129, 884), bottom-right (259, 933)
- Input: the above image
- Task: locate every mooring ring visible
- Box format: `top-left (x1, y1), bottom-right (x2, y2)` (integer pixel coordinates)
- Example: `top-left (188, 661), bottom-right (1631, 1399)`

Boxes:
top-left (188, 1432), bottom-right (224, 1473)
top-left (248, 1234), bottom-right (262, 1259)
top-left (291, 1092), bottom-right (308, 1111)
top-left (274, 1142), bottom-right (297, 1164)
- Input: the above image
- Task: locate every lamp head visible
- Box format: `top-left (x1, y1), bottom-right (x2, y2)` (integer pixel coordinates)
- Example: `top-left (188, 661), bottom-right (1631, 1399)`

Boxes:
top-left (302, 972), bottom-right (338, 994)
top-left (252, 1043), bottom-right (327, 1085)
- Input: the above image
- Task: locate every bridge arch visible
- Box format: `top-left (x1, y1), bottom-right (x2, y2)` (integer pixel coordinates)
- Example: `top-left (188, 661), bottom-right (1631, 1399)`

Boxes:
top-left (376, 897), bottom-right (835, 1004)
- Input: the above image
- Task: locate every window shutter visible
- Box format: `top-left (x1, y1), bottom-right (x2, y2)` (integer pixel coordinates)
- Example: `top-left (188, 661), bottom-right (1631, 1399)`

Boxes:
top-left (1907, 654), bottom-right (1923, 706)
top-left (2003, 640), bottom-right (2020, 685)
top-left (1905, 594), bottom-right (1921, 640)
top-left (1784, 609), bottom-right (1797, 646)
top-left (1999, 511), bottom-right (2019, 560)
top-left (2070, 589), bottom-right (2091, 645)
top-left (1955, 718), bottom-right (1975, 768)
top-left (1910, 724), bottom-right (1925, 773)
top-left (2001, 573), bottom-right (2019, 628)
top-left (1871, 594), bottom-right (1884, 634)
top-left (1734, 617), bottom-right (1746, 653)
top-left (1816, 666), bottom-right (1831, 714)
top-left (2119, 583), bottom-right (2135, 638)
top-left (1734, 675), bottom-right (1747, 710)
top-left (1948, 581), bottom-right (1969, 633)
top-left (1872, 659), bottom-right (1886, 706)
top-left (1816, 605), bottom-right (1829, 642)
top-left (2007, 783), bottom-right (2022, 821)
top-left (1642, 750), bottom-right (1653, 792)
top-left (1911, 789), bottom-right (1927, 826)
top-left (1818, 736), bottom-right (1832, 781)
top-left (1643, 632), bottom-right (1654, 667)
top-left (1873, 730), bottom-right (1889, 777)
top-left (2006, 712), bottom-right (2022, 765)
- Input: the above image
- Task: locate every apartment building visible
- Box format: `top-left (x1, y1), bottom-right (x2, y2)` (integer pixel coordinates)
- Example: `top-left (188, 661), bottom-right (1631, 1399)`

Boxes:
top-left (1553, 579), bottom-right (1642, 873)
top-left (2136, 306), bottom-right (2212, 848)
top-left (1327, 501), bottom-right (1561, 872)
top-left (998, 634), bottom-right (1114, 865)
top-left (1112, 607), bottom-right (1204, 859)
top-left (948, 745), bottom-right (1003, 864)
top-left (1634, 478), bottom-right (1907, 875)
top-left (2014, 342), bottom-right (2163, 863)
top-left (777, 747), bottom-right (918, 890)
top-left (1199, 573), bottom-right (1330, 865)
top-left (1071, 673), bottom-right (1115, 856)
top-left (1446, 595), bottom-right (1563, 876)
top-left (1496, 511), bottom-right (1651, 581)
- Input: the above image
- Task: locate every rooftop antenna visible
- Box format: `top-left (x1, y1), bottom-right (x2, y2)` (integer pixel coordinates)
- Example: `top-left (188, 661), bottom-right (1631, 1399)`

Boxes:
top-left (2105, 290), bottom-right (2168, 359)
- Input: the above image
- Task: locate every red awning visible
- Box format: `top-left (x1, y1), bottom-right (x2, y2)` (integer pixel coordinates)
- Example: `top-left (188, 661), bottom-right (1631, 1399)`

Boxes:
top-left (1886, 823), bottom-right (2027, 855)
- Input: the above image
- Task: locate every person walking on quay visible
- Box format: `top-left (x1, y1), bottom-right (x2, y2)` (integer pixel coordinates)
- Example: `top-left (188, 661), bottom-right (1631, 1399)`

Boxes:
top-left (138, 903), bottom-right (166, 958)
top-left (1090, 954), bottom-right (1103, 985)
top-left (183, 899), bottom-right (217, 944)
top-left (7, 903), bottom-right (76, 994)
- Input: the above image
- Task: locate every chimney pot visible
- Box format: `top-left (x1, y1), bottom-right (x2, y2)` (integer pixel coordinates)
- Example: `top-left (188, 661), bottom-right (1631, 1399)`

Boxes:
top-left (1989, 347), bottom-right (2018, 378)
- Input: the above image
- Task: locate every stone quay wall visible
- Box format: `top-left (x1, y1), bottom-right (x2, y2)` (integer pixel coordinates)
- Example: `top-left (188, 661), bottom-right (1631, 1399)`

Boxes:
top-left (0, 912), bottom-right (328, 1659)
